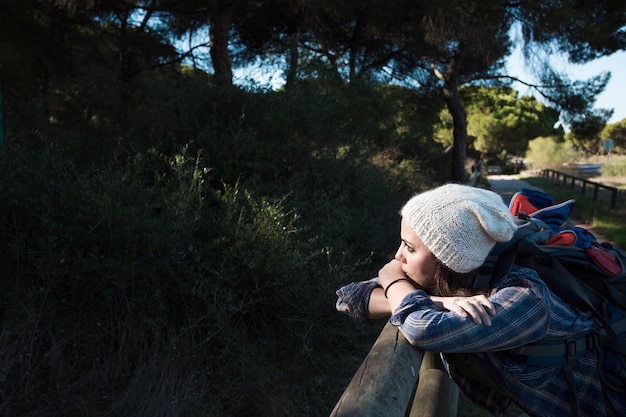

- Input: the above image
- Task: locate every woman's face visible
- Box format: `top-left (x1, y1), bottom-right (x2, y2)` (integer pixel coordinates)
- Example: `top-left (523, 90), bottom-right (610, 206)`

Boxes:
top-left (394, 217), bottom-right (436, 289)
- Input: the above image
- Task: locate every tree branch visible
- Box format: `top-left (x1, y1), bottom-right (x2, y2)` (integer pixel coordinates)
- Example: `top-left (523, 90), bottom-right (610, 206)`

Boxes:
top-left (473, 74), bottom-right (558, 102)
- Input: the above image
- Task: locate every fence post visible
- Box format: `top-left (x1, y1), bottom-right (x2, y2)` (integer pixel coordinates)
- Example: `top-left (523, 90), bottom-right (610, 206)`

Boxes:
top-left (0, 84), bottom-right (4, 147)
top-left (542, 169), bottom-right (620, 208)
top-left (611, 189), bottom-right (617, 208)
top-left (408, 351), bottom-right (458, 417)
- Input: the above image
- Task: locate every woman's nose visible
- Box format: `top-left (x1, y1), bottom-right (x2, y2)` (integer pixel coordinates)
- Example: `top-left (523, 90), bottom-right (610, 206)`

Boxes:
top-left (394, 244), bottom-right (404, 262)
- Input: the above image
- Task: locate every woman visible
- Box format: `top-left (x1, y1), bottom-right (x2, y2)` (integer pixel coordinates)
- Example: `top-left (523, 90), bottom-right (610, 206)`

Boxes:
top-left (336, 184), bottom-right (625, 417)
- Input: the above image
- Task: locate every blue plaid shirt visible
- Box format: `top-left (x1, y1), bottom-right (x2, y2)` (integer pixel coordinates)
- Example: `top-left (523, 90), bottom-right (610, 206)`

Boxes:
top-left (390, 265), bottom-right (626, 417)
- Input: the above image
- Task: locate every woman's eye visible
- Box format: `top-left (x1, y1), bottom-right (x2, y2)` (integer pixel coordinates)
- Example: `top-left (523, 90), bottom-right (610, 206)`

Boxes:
top-left (401, 240), bottom-right (415, 253)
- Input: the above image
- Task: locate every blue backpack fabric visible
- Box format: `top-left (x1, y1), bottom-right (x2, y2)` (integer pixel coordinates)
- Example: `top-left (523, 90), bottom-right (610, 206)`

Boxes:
top-left (476, 188), bottom-right (626, 316)
top-left (471, 189), bottom-right (626, 416)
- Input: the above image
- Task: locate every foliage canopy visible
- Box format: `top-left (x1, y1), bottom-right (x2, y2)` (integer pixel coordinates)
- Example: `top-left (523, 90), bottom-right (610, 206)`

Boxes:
top-left (0, 1), bottom-right (625, 416)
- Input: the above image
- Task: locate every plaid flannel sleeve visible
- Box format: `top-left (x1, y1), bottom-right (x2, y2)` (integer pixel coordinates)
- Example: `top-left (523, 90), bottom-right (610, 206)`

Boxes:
top-left (335, 277), bottom-right (382, 323)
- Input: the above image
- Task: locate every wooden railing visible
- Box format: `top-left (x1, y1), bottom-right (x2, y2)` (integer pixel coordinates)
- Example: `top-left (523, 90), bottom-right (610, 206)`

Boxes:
top-left (329, 322), bottom-right (458, 417)
top-left (541, 169), bottom-right (622, 208)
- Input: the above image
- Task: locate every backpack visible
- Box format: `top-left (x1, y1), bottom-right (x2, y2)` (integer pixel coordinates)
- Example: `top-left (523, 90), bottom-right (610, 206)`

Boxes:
top-left (462, 188), bottom-right (626, 416)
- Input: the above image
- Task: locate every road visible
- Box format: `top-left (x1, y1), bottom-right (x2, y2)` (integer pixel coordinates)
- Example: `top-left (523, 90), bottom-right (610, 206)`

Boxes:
top-left (488, 175), bottom-right (545, 205)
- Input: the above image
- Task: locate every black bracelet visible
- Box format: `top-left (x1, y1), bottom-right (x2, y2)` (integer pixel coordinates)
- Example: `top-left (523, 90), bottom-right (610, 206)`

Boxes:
top-left (384, 278), bottom-right (415, 298)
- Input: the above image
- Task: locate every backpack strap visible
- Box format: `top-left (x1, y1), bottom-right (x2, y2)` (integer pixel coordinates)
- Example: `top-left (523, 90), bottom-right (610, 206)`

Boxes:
top-left (473, 217), bottom-right (548, 290)
top-left (563, 362), bottom-right (578, 417)
top-left (472, 248), bottom-right (516, 290)
top-left (517, 240), bottom-right (621, 339)
top-left (508, 316), bottom-right (626, 417)
top-left (509, 316), bottom-right (626, 363)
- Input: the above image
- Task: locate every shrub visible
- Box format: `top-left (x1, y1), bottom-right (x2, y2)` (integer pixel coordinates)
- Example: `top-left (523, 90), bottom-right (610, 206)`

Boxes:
top-left (0, 78), bottom-right (447, 417)
top-left (600, 156), bottom-right (626, 176)
top-left (525, 136), bottom-right (580, 170)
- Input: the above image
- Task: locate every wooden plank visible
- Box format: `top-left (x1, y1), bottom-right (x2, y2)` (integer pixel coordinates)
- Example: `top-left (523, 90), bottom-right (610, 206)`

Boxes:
top-left (330, 322), bottom-right (424, 417)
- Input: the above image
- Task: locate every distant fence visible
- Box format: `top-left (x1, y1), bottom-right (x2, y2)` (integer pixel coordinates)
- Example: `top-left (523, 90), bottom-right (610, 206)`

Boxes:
top-left (541, 169), bottom-right (622, 208)
top-left (329, 322), bottom-right (458, 417)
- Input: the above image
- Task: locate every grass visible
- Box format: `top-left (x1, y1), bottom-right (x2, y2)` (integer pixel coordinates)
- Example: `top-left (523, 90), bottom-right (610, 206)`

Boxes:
top-left (587, 175), bottom-right (626, 190)
top-left (519, 173), bottom-right (626, 249)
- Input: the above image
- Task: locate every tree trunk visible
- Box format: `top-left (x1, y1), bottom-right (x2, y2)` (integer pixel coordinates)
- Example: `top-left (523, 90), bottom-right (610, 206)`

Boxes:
top-left (444, 82), bottom-right (467, 183)
top-left (285, 33), bottom-right (298, 90)
top-left (208, 2), bottom-right (234, 89)
top-left (434, 46), bottom-right (468, 183)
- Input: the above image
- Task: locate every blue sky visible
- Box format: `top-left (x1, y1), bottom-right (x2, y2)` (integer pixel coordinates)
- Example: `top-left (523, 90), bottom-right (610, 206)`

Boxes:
top-left (507, 48), bottom-right (626, 125)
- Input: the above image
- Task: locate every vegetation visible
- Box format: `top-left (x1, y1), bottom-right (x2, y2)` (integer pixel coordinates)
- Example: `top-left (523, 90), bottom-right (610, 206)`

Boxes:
top-left (600, 119), bottom-right (626, 154)
top-left (601, 156), bottom-right (626, 178)
top-left (2, 0), bottom-right (624, 182)
top-left (1, 1), bottom-right (625, 417)
top-left (0, 77), bottom-right (450, 416)
top-left (524, 136), bottom-right (581, 170)
top-left (435, 86), bottom-right (563, 163)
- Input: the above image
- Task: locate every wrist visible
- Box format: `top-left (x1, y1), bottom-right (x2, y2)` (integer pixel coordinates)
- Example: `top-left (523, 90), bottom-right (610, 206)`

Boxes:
top-left (384, 278), bottom-right (416, 298)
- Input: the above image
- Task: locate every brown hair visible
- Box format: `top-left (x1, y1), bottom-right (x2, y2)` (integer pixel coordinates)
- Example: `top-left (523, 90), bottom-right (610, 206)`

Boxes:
top-left (429, 257), bottom-right (490, 297)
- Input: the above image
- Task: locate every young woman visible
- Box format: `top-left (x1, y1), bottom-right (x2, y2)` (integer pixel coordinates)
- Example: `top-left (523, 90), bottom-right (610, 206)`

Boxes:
top-left (336, 184), bottom-right (625, 417)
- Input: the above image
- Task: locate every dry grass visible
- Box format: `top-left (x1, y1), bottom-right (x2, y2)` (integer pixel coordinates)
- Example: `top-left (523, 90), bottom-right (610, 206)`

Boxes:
top-left (587, 175), bottom-right (626, 190)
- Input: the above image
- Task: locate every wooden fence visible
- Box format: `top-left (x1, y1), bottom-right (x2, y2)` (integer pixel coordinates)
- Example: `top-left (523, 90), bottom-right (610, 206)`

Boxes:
top-left (329, 322), bottom-right (458, 417)
top-left (541, 169), bottom-right (622, 208)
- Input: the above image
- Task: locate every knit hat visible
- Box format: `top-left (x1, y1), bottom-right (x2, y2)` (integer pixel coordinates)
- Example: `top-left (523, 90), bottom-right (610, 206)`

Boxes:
top-left (401, 184), bottom-right (517, 273)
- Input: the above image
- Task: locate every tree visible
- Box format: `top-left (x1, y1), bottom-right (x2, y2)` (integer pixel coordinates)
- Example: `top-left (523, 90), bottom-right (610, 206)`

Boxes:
top-left (162, 0), bottom-right (262, 89)
top-left (526, 135), bottom-right (580, 170)
top-left (0, 0), bottom-right (185, 129)
top-left (248, 1), bottom-right (512, 181)
top-left (516, 0), bottom-right (626, 63)
top-left (83, 1), bottom-right (181, 119)
top-left (512, 0), bottom-right (625, 138)
top-left (0, 0), bottom-right (82, 118)
top-left (189, 0), bottom-right (624, 181)
top-left (385, 1), bottom-right (512, 182)
top-left (463, 86), bottom-right (561, 159)
top-left (232, 0), bottom-right (306, 88)
top-left (244, 0), bottom-right (426, 86)
top-left (369, 1), bottom-right (625, 181)
top-left (399, 0), bottom-right (626, 181)
top-left (601, 118), bottom-right (626, 154)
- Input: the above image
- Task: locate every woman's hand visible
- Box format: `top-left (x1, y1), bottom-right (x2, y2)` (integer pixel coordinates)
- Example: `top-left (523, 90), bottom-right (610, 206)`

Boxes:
top-left (377, 259), bottom-right (419, 312)
top-left (376, 260), bottom-right (496, 326)
top-left (377, 259), bottom-right (408, 289)
top-left (431, 295), bottom-right (496, 326)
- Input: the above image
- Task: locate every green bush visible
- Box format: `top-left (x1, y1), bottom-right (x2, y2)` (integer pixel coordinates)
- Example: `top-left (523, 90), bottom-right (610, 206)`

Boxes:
top-left (525, 136), bottom-right (580, 170)
top-left (600, 156), bottom-right (626, 176)
top-left (0, 78), bottom-right (446, 416)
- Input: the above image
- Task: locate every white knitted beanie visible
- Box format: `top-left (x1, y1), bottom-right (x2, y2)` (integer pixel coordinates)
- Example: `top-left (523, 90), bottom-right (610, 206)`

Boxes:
top-left (401, 184), bottom-right (517, 273)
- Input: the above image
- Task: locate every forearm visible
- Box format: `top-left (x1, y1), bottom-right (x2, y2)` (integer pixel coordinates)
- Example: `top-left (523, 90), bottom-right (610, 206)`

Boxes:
top-left (391, 275), bottom-right (548, 352)
top-left (367, 287), bottom-right (392, 319)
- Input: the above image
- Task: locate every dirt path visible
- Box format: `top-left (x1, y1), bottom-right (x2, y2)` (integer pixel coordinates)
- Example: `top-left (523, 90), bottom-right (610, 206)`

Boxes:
top-left (487, 175), bottom-right (545, 206)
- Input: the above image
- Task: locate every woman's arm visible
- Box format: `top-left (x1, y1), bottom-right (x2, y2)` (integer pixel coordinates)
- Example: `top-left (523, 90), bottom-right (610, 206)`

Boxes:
top-left (391, 269), bottom-right (549, 353)
top-left (372, 259), bottom-right (496, 324)
top-left (368, 286), bottom-right (495, 325)
top-left (367, 287), bottom-right (393, 320)
top-left (430, 295), bottom-right (495, 326)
